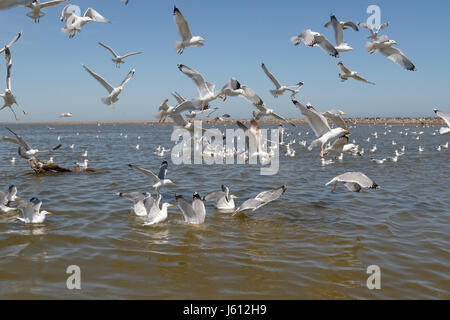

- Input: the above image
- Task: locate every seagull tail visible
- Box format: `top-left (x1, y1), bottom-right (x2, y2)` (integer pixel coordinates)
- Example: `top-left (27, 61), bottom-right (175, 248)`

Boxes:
top-left (290, 36), bottom-right (301, 46)
top-left (269, 90), bottom-right (278, 98)
top-left (101, 96), bottom-right (112, 106)
top-left (174, 41), bottom-right (184, 54)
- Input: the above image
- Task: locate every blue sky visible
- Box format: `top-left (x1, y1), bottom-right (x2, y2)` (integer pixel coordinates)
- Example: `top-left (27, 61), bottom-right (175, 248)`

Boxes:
top-left (0, 0), bottom-right (449, 122)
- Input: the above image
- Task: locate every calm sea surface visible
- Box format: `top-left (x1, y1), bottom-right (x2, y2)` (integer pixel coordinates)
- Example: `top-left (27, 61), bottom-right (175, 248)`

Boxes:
top-left (0, 123), bottom-right (449, 299)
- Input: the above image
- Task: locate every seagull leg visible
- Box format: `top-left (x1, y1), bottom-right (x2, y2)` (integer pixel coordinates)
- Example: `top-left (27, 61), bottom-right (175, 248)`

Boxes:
top-left (331, 183), bottom-right (337, 192)
top-left (320, 145), bottom-right (325, 158)
top-left (15, 102), bottom-right (27, 115)
top-left (9, 106), bottom-right (19, 121)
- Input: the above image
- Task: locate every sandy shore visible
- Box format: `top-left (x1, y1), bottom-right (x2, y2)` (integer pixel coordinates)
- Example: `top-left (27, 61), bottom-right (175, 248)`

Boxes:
top-left (0, 117), bottom-right (445, 126)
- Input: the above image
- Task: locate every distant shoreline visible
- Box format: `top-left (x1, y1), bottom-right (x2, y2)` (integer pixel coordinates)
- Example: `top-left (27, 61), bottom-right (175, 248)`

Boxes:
top-left (0, 117), bottom-right (444, 126)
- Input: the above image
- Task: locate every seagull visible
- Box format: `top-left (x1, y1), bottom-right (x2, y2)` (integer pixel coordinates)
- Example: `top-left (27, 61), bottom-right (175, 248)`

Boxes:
top-left (8, 156), bottom-right (16, 164)
top-left (83, 65), bottom-right (135, 108)
top-left (337, 62), bottom-right (375, 85)
top-left (203, 185), bottom-right (238, 211)
top-left (241, 85), bottom-right (295, 126)
top-left (358, 21), bottom-right (389, 40)
top-left (175, 192), bottom-right (206, 224)
top-left (323, 135), bottom-right (360, 156)
top-left (2, 127), bottom-right (62, 157)
top-left (14, 197), bottom-right (52, 224)
top-left (58, 112), bottom-right (73, 118)
top-left (328, 14), bottom-right (354, 52)
top-left (0, 185), bottom-right (20, 213)
top-left (218, 78), bottom-right (246, 101)
top-left (0, 48), bottom-right (27, 120)
top-left (292, 100), bottom-right (349, 157)
top-left (326, 172), bottom-right (379, 192)
top-left (116, 191), bottom-right (153, 217)
top-left (324, 17), bottom-right (358, 31)
top-left (433, 109), bottom-right (450, 135)
top-left (418, 146), bottom-right (424, 152)
top-left (366, 35), bottom-right (416, 71)
top-left (261, 63), bottom-right (303, 98)
top-left (144, 193), bottom-right (174, 226)
top-left (74, 159), bottom-right (88, 169)
top-left (128, 161), bottom-right (174, 190)
top-left (371, 157), bottom-right (387, 164)
top-left (177, 64), bottom-right (221, 110)
top-left (98, 42), bottom-right (142, 68)
top-left (22, 0), bottom-right (67, 23)
top-left (233, 185), bottom-right (287, 215)
top-left (173, 6), bottom-right (205, 54)
top-left (60, 5), bottom-right (109, 38)
top-left (291, 29), bottom-right (339, 57)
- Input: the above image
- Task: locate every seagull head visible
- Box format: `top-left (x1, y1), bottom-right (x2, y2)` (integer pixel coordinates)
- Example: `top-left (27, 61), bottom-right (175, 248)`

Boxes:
top-left (193, 192), bottom-right (202, 201)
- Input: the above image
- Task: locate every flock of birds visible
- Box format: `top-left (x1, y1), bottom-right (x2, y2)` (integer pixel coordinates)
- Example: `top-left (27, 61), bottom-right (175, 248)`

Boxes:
top-left (0, 2), bottom-right (449, 225)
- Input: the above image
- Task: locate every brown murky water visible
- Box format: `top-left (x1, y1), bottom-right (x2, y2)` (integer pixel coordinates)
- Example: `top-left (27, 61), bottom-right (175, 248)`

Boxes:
top-left (0, 124), bottom-right (449, 299)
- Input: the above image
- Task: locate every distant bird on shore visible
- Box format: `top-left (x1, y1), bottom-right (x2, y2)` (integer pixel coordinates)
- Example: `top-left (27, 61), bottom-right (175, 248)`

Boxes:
top-left (98, 42), bottom-right (142, 68)
top-left (22, 0), bottom-right (68, 23)
top-left (337, 62), bottom-right (375, 85)
top-left (173, 6), bottom-right (205, 54)
top-left (83, 65), bottom-right (135, 107)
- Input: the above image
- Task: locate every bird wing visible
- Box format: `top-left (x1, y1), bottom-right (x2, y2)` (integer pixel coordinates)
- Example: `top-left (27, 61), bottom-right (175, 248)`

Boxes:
top-left (173, 6), bottom-right (192, 41)
top-left (41, 0), bottom-right (67, 9)
top-left (292, 100), bottom-right (330, 137)
top-left (34, 144), bottom-right (62, 154)
top-left (234, 198), bottom-right (264, 213)
top-left (378, 21), bottom-right (389, 31)
top-left (121, 51), bottom-right (143, 59)
top-left (270, 111), bottom-right (295, 127)
top-left (157, 162), bottom-right (168, 180)
top-left (60, 4), bottom-right (75, 21)
top-left (175, 195), bottom-right (197, 221)
top-left (323, 111), bottom-right (347, 129)
top-left (128, 164), bottom-right (160, 182)
top-left (255, 185), bottom-right (286, 203)
top-left (172, 91), bottom-right (186, 104)
top-left (378, 46), bottom-right (416, 71)
top-left (0, 32), bottom-right (22, 55)
top-left (343, 21), bottom-right (359, 31)
top-left (83, 65), bottom-right (114, 93)
top-left (330, 135), bottom-right (349, 149)
top-left (169, 113), bottom-right (188, 127)
top-left (143, 196), bottom-right (155, 214)
top-left (353, 73), bottom-right (375, 85)
top-left (177, 64), bottom-right (211, 99)
top-left (83, 8), bottom-right (109, 23)
top-left (261, 63), bottom-right (281, 89)
top-left (328, 172), bottom-right (377, 189)
top-left (98, 42), bottom-right (119, 58)
top-left (241, 86), bottom-right (264, 108)
top-left (174, 100), bottom-right (198, 113)
top-left (315, 34), bottom-right (339, 57)
top-left (204, 191), bottom-right (226, 202)
top-left (118, 192), bottom-right (147, 203)
top-left (191, 198), bottom-right (206, 219)
top-left (5, 47), bottom-right (12, 91)
top-left (291, 29), bottom-right (316, 46)
top-left (120, 69), bottom-right (135, 87)
top-left (221, 77), bottom-right (241, 92)
top-left (5, 127), bottom-right (31, 150)
top-left (434, 109), bottom-right (450, 128)
top-left (330, 15), bottom-right (344, 46)
top-left (358, 22), bottom-right (374, 34)
top-left (338, 62), bottom-right (352, 74)
top-left (236, 121), bottom-right (249, 132)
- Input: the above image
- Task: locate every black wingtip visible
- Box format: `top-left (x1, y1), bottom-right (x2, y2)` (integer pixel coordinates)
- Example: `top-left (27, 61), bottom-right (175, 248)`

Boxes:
top-left (127, 163), bottom-right (133, 168)
top-left (161, 160), bottom-right (168, 165)
top-left (281, 185), bottom-right (287, 193)
top-left (433, 108), bottom-right (438, 114)
top-left (173, 6), bottom-right (179, 14)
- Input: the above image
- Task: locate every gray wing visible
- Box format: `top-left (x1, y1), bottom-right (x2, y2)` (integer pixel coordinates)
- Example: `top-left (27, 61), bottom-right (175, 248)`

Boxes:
top-left (378, 22), bottom-right (389, 31)
top-left (323, 111), bottom-right (347, 129)
top-left (173, 6), bottom-right (192, 41)
top-left (204, 191), bottom-right (225, 202)
top-left (330, 15), bottom-right (344, 46)
top-left (292, 100), bottom-right (330, 137)
top-left (98, 42), bottom-right (119, 58)
top-left (0, 191), bottom-right (6, 205)
top-left (221, 77), bottom-right (241, 91)
top-left (343, 21), bottom-right (359, 31)
top-left (434, 109), bottom-right (450, 128)
top-left (5, 47), bottom-right (12, 91)
top-left (358, 22), bottom-right (374, 34)
top-left (175, 195), bottom-right (197, 221)
top-left (40, 0), bottom-right (68, 9)
top-left (120, 69), bottom-right (135, 87)
top-left (255, 185), bottom-right (286, 203)
top-left (241, 85), bottom-right (264, 108)
top-left (330, 135), bottom-right (349, 149)
top-left (83, 8), bottom-right (109, 23)
top-left (128, 164), bottom-right (159, 182)
top-left (290, 29), bottom-right (316, 46)
top-left (171, 91), bottom-right (186, 104)
top-left (327, 172), bottom-right (378, 189)
top-left (379, 46), bottom-right (416, 71)
top-left (177, 64), bottom-right (211, 99)
top-left (315, 34), bottom-right (339, 57)
top-left (234, 198), bottom-right (264, 213)
top-left (261, 63), bottom-right (281, 88)
top-left (191, 198), bottom-right (206, 219)
top-left (83, 65), bottom-right (114, 93)
top-left (5, 127), bottom-right (31, 150)
top-left (0, 31), bottom-right (22, 55)
top-left (144, 196), bottom-right (155, 214)
top-left (117, 192), bottom-right (146, 203)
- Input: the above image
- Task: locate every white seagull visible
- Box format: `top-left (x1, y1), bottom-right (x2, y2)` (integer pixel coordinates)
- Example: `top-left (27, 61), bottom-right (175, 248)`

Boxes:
top-left (83, 65), bottom-right (135, 108)
top-left (98, 42), bottom-right (142, 68)
top-left (144, 193), bottom-right (174, 226)
top-left (366, 35), bottom-right (416, 71)
top-left (328, 14), bottom-right (354, 52)
top-left (203, 185), bottom-right (239, 212)
top-left (173, 5), bottom-right (205, 54)
top-left (128, 161), bottom-right (174, 190)
top-left (433, 108), bottom-right (450, 135)
top-left (117, 191), bottom-right (153, 217)
top-left (337, 62), bottom-right (375, 85)
top-left (2, 127), bottom-right (62, 157)
top-left (60, 5), bottom-right (109, 38)
top-left (22, 0), bottom-right (67, 23)
top-left (14, 197), bottom-right (52, 224)
top-left (326, 172), bottom-right (379, 192)
top-left (291, 29), bottom-right (339, 57)
top-left (261, 62), bottom-right (303, 98)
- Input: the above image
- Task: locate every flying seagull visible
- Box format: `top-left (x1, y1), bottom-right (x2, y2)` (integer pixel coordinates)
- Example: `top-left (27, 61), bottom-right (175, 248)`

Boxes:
top-left (433, 108), bottom-right (450, 135)
top-left (337, 62), bottom-right (375, 85)
top-left (203, 185), bottom-right (239, 212)
top-left (291, 29), bottom-right (339, 57)
top-left (261, 63), bottom-right (303, 98)
top-left (58, 112), bottom-right (73, 118)
top-left (83, 65), bottom-right (135, 107)
top-left (241, 85), bottom-right (295, 126)
top-left (175, 192), bottom-right (206, 224)
top-left (218, 77), bottom-right (246, 101)
top-left (98, 42), bottom-right (142, 68)
top-left (60, 5), bottom-right (109, 38)
top-left (2, 127), bottom-right (62, 157)
top-left (366, 35), bottom-right (416, 71)
top-left (358, 21), bottom-right (389, 40)
top-left (11, 197), bottom-right (52, 224)
top-left (328, 14), bottom-right (354, 52)
top-left (292, 100), bottom-right (349, 157)
top-left (128, 161), bottom-right (174, 190)
top-left (22, 0), bottom-right (67, 23)
top-left (326, 172), bottom-right (379, 192)
top-left (233, 185), bottom-right (287, 215)
top-left (173, 6), bottom-right (205, 54)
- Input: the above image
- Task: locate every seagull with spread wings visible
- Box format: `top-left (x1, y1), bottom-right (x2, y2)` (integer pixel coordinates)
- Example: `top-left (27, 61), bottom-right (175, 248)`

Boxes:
top-left (128, 161), bottom-right (174, 191)
top-left (60, 5), bottom-right (110, 38)
top-left (326, 172), bottom-right (379, 192)
top-left (116, 191), bottom-right (153, 217)
top-left (203, 185), bottom-right (239, 212)
top-left (218, 77), bottom-right (247, 101)
top-left (173, 6), bottom-right (205, 54)
top-left (328, 14), bottom-right (354, 52)
top-left (233, 185), bottom-right (287, 215)
top-left (358, 21), bottom-right (389, 40)
top-left (241, 85), bottom-right (295, 126)
top-left (11, 197), bottom-right (52, 224)
top-left (175, 192), bottom-right (206, 224)
top-left (261, 63), bottom-right (303, 98)
top-left (292, 100), bottom-right (349, 157)
top-left (98, 42), bottom-right (142, 68)
top-left (433, 108), bottom-right (450, 135)
top-left (22, 0), bottom-right (67, 23)
top-left (144, 193), bottom-right (174, 226)
top-left (291, 29), bottom-right (339, 57)
top-left (83, 65), bottom-right (135, 107)
top-left (365, 35), bottom-right (416, 71)
top-left (2, 127), bottom-right (62, 157)
top-left (0, 48), bottom-right (27, 120)
top-left (337, 62), bottom-right (375, 85)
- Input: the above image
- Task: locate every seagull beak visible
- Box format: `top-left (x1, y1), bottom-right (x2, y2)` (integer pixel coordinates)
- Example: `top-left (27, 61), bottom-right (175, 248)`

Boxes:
top-left (168, 204), bottom-right (174, 207)
top-left (46, 211), bottom-right (53, 215)
top-left (15, 196), bottom-right (20, 199)
top-left (232, 195), bottom-right (239, 199)
top-left (260, 199), bottom-right (266, 203)
top-left (344, 129), bottom-right (350, 134)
